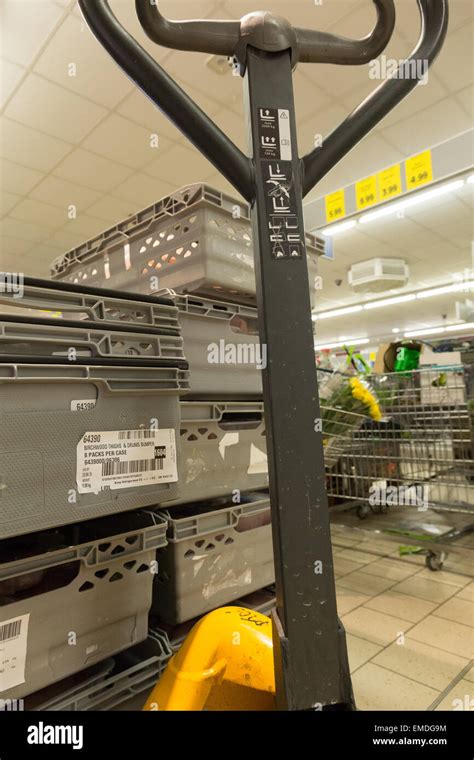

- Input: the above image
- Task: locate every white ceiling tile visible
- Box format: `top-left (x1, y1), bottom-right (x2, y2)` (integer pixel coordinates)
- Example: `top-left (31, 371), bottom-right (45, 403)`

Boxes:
top-left (52, 148), bottom-right (133, 192)
top-left (16, 254), bottom-right (52, 277)
top-left (1, 216), bottom-right (52, 243)
top-left (61, 214), bottom-right (109, 237)
top-left (223, 0), bottom-right (363, 29)
top-left (381, 98), bottom-right (472, 156)
top-left (293, 70), bottom-right (331, 122)
top-left (297, 103), bottom-right (348, 157)
top-left (0, 191), bottom-right (21, 217)
top-left (29, 175), bottom-right (102, 212)
top-left (0, 118), bottom-right (71, 172)
top-left (435, 24), bottom-right (474, 93)
top-left (111, 173), bottom-right (175, 207)
top-left (210, 108), bottom-right (247, 153)
top-left (25, 242), bottom-right (65, 263)
top-left (5, 74), bottom-right (107, 142)
top-left (0, 59), bottom-right (26, 108)
top-left (456, 86), bottom-right (474, 120)
top-left (10, 198), bottom-right (71, 228)
top-left (0, 0), bottom-right (63, 67)
top-left (117, 86), bottom-right (222, 141)
top-left (82, 113), bottom-right (172, 169)
top-left (48, 225), bottom-right (98, 250)
top-left (165, 50), bottom-right (242, 106)
top-left (145, 143), bottom-right (216, 184)
top-left (0, 236), bottom-right (35, 257)
top-left (34, 13), bottom-right (133, 108)
top-left (85, 194), bottom-right (138, 224)
top-left (0, 158), bottom-right (45, 195)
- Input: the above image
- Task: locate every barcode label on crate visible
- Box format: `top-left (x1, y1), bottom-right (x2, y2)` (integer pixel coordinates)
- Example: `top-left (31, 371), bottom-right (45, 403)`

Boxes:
top-left (0, 614), bottom-right (29, 693)
top-left (76, 429), bottom-right (177, 494)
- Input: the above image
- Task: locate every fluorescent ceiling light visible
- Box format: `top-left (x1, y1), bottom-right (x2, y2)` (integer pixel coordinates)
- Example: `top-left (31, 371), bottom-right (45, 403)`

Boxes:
top-left (467, 174), bottom-right (474, 184)
top-left (321, 220), bottom-right (357, 236)
top-left (316, 305), bottom-right (363, 320)
top-left (364, 293), bottom-right (416, 310)
top-left (417, 281), bottom-right (474, 299)
top-left (314, 338), bottom-right (370, 350)
top-left (405, 322), bottom-right (474, 338)
top-left (445, 322), bottom-right (474, 332)
top-left (404, 327), bottom-right (446, 338)
top-left (312, 280), bottom-right (474, 321)
top-left (392, 328), bottom-right (400, 333)
top-left (359, 179), bottom-right (465, 225)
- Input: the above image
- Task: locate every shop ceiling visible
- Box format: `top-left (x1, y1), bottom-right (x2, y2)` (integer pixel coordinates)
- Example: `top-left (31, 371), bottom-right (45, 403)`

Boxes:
top-left (1, 0), bottom-right (473, 310)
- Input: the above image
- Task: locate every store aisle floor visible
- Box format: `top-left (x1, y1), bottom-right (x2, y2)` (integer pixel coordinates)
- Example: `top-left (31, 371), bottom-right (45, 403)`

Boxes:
top-left (332, 537), bottom-right (473, 711)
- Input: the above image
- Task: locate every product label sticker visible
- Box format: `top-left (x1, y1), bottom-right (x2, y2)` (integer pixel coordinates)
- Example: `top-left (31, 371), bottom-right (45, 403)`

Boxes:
top-left (71, 399), bottom-right (97, 412)
top-left (0, 613), bottom-right (30, 693)
top-left (76, 429), bottom-right (177, 494)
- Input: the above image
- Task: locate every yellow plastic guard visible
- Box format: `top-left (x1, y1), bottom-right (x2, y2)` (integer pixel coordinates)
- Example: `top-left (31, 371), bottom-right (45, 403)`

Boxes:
top-left (143, 606), bottom-right (276, 711)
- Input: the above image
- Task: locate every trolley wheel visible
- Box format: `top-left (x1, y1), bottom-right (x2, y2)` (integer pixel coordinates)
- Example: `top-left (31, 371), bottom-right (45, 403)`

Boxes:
top-left (356, 505), bottom-right (370, 520)
top-left (425, 552), bottom-right (445, 571)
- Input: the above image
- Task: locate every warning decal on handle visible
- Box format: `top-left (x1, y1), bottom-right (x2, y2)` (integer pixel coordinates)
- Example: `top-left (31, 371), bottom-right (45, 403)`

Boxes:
top-left (0, 613), bottom-right (30, 692)
top-left (258, 106), bottom-right (305, 260)
top-left (76, 428), bottom-right (177, 494)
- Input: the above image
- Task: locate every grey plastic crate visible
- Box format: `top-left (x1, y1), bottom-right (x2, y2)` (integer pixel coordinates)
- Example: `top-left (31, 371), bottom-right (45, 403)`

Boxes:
top-left (0, 320), bottom-right (184, 363)
top-left (26, 584), bottom-right (276, 711)
top-left (0, 511), bottom-right (168, 700)
top-left (27, 633), bottom-right (171, 712)
top-left (153, 492), bottom-right (274, 623)
top-left (0, 363), bottom-right (189, 539)
top-left (50, 184), bottom-right (324, 306)
top-left (167, 400), bottom-right (268, 506)
top-left (0, 280), bottom-right (180, 333)
top-left (173, 293), bottom-right (262, 397)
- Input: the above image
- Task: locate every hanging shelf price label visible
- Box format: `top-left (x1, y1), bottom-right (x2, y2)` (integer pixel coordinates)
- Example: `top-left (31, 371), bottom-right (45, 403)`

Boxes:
top-left (325, 189), bottom-right (345, 223)
top-left (405, 150), bottom-right (433, 191)
top-left (377, 164), bottom-right (402, 201)
top-left (355, 175), bottom-right (378, 210)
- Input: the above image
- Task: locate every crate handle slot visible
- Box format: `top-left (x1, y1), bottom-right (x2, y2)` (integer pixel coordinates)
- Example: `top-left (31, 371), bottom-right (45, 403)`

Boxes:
top-left (218, 412), bottom-right (263, 431)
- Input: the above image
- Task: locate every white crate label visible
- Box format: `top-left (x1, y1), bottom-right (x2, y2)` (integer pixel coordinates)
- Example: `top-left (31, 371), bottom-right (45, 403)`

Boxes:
top-left (76, 429), bottom-right (177, 494)
top-left (0, 614), bottom-right (30, 693)
top-left (71, 399), bottom-right (97, 412)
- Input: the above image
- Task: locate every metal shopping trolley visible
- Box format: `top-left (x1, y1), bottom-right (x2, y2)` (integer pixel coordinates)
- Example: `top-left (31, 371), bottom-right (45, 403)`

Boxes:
top-left (327, 366), bottom-right (474, 571)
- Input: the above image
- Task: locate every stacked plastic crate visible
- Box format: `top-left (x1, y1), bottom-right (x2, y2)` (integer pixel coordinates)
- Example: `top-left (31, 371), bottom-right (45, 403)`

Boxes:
top-left (3, 182), bottom-right (322, 708)
top-left (0, 278), bottom-right (189, 701)
top-left (50, 183), bottom-right (324, 628)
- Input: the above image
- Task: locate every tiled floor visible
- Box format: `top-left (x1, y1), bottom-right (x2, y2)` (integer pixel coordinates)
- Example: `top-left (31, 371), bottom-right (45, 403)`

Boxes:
top-left (331, 528), bottom-right (474, 711)
top-left (118, 525), bottom-right (473, 712)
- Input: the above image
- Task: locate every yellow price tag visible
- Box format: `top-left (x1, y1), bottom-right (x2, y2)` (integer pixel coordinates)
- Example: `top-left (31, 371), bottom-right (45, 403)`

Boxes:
top-left (325, 189), bottom-right (345, 223)
top-left (355, 175), bottom-right (378, 211)
top-left (405, 150), bottom-right (433, 191)
top-left (377, 164), bottom-right (402, 201)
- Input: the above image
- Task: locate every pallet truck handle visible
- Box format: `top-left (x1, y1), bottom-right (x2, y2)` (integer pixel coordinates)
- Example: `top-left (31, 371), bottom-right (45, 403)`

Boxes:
top-left (136, 0), bottom-right (395, 65)
top-left (79, 1), bottom-right (448, 200)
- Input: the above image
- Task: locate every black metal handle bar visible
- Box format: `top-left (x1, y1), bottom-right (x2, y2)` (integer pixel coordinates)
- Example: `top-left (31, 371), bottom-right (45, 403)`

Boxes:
top-left (137, 0), bottom-right (395, 65)
top-left (78, 1), bottom-right (448, 201)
